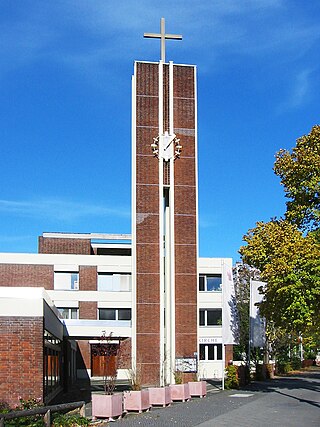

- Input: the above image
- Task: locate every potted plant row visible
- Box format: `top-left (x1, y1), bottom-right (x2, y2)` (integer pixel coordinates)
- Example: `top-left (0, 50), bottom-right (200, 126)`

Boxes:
top-left (123, 364), bottom-right (150, 413)
top-left (91, 332), bottom-right (124, 421)
top-left (92, 339), bottom-right (207, 420)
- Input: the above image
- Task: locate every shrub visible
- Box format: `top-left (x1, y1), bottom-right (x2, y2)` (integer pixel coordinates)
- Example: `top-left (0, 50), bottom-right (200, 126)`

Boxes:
top-left (52, 413), bottom-right (89, 426)
top-left (0, 401), bottom-right (10, 413)
top-left (224, 365), bottom-right (239, 389)
top-left (174, 370), bottom-right (183, 384)
top-left (3, 398), bottom-right (44, 427)
top-left (276, 361), bottom-right (292, 374)
top-left (291, 357), bottom-right (302, 370)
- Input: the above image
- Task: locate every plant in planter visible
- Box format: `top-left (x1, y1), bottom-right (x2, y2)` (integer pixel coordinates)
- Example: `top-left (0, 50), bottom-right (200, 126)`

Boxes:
top-left (91, 332), bottom-right (124, 421)
top-left (148, 386), bottom-right (172, 407)
top-left (169, 370), bottom-right (190, 402)
top-left (188, 373), bottom-right (207, 398)
top-left (124, 364), bottom-right (151, 413)
top-left (148, 356), bottom-right (172, 407)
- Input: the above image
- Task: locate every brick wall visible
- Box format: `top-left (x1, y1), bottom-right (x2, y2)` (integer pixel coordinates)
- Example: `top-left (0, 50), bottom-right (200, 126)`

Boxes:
top-left (38, 237), bottom-right (92, 254)
top-left (134, 62), bottom-right (198, 385)
top-left (79, 266), bottom-right (97, 291)
top-left (0, 264), bottom-right (54, 289)
top-left (173, 64), bottom-right (197, 360)
top-left (79, 301), bottom-right (97, 320)
top-left (77, 340), bottom-right (91, 373)
top-left (135, 61), bottom-right (161, 385)
top-left (0, 316), bottom-right (43, 407)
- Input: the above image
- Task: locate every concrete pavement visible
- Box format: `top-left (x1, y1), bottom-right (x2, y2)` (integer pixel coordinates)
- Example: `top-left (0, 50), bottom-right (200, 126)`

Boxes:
top-left (112, 371), bottom-right (320, 426)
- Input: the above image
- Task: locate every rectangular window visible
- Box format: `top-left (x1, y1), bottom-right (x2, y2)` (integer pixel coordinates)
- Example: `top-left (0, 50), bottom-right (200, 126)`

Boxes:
top-left (99, 309), bottom-right (116, 320)
top-left (199, 344), bottom-right (223, 361)
top-left (118, 308), bottom-right (131, 320)
top-left (199, 276), bottom-right (205, 292)
top-left (57, 308), bottom-right (78, 319)
top-left (98, 308), bottom-right (131, 321)
top-left (199, 275), bottom-right (222, 292)
top-left (54, 272), bottom-right (79, 290)
top-left (44, 330), bottom-right (62, 398)
top-left (199, 309), bottom-right (222, 326)
top-left (97, 273), bottom-right (131, 291)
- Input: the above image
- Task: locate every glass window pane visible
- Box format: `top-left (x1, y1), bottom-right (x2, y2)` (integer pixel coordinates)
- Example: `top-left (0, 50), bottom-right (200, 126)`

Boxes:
top-left (112, 275), bottom-right (121, 291)
top-left (118, 309), bottom-right (131, 320)
top-left (71, 273), bottom-right (79, 290)
top-left (208, 345), bottom-right (214, 360)
top-left (57, 308), bottom-right (69, 319)
top-left (98, 274), bottom-right (113, 291)
top-left (71, 309), bottom-right (78, 319)
top-left (199, 344), bottom-right (205, 360)
top-left (199, 276), bottom-right (205, 291)
top-left (206, 275), bottom-right (222, 292)
top-left (207, 309), bottom-right (222, 326)
top-left (99, 309), bottom-right (116, 320)
top-left (54, 273), bottom-right (70, 290)
top-left (54, 272), bottom-right (79, 290)
top-left (199, 310), bottom-right (205, 326)
top-left (217, 344), bottom-right (222, 360)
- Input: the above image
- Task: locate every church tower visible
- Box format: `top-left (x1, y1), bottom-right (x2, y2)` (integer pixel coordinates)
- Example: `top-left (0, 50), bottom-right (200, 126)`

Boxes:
top-left (132, 19), bottom-right (198, 385)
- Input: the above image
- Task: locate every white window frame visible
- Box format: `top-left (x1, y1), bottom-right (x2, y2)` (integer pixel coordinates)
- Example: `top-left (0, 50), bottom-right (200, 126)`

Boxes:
top-left (199, 309), bottom-right (222, 327)
top-left (57, 307), bottom-right (79, 319)
top-left (199, 344), bottom-right (223, 361)
top-left (54, 272), bottom-right (79, 291)
top-left (199, 274), bottom-right (222, 292)
top-left (98, 308), bottom-right (132, 321)
top-left (97, 273), bottom-right (131, 292)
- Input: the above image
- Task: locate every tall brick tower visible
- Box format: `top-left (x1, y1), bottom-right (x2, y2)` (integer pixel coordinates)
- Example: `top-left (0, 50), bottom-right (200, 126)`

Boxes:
top-left (132, 19), bottom-right (198, 385)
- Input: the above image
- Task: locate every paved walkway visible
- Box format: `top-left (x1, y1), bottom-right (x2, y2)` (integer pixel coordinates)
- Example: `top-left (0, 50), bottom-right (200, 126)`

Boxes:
top-left (55, 370), bottom-right (320, 426)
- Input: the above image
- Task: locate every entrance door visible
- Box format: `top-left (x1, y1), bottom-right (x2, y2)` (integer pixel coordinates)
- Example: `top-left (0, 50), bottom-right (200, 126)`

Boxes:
top-left (91, 344), bottom-right (117, 377)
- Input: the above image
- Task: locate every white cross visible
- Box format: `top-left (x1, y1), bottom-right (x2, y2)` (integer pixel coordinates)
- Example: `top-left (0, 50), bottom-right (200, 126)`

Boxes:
top-left (144, 18), bottom-right (182, 62)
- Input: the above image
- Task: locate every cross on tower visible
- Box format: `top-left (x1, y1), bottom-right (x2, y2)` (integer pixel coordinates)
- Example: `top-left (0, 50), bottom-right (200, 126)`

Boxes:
top-left (144, 17), bottom-right (182, 62)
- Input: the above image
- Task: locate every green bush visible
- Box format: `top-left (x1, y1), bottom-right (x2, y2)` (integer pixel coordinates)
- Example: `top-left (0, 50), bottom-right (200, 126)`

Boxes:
top-left (276, 361), bottom-right (292, 374)
top-left (291, 357), bottom-right (302, 370)
top-left (0, 401), bottom-right (10, 414)
top-left (4, 398), bottom-right (44, 427)
top-left (1, 398), bottom-right (89, 427)
top-left (52, 413), bottom-right (89, 427)
top-left (225, 365), bottom-right (239, 389)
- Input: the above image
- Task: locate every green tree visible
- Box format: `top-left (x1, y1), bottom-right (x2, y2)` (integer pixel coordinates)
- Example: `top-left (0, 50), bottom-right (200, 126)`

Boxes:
top-left (239, 125), bottom-right (320, 361)
top-left (233, 263), bottom-right (259, 361)
top-left (239, 219), bottom-right (320, 335)
top-left (274, 125), bottom-right (320, 232)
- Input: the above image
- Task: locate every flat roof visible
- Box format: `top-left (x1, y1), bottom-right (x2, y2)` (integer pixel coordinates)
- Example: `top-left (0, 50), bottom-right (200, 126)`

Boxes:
top-left (42, 232), bottom-right (131, 241)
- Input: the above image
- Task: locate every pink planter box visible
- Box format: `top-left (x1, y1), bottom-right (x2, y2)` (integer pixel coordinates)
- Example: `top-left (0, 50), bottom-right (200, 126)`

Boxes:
top-left (123, 389), bottom-right (150, 413)
top-left (148, 386), bottom-right (172, 407)
top-left (169, 383), bottom-right (190, 402)
top-left (92, 393), bottom-right (123, 420)
top-left (188, 381), bottom-right (207, 398)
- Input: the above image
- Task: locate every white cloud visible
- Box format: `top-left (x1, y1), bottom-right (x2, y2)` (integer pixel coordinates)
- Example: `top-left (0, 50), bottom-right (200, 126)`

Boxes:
top-left (0, 198), bottom-right (130, 222)
top-left (276, 68), bottom-right (314, 113)
top-left (1, 0), bottom-right (320, 82)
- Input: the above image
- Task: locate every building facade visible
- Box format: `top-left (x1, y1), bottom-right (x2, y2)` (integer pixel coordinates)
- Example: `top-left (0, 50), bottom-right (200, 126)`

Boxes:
top-left (0, 232), bottom-right (232, 405)
top-left (0, 55), bottom-right (235, 407)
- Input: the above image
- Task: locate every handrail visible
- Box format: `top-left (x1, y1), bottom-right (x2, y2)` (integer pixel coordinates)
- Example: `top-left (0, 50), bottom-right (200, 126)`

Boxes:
top-left (0, 401), bottom-right (85, 427)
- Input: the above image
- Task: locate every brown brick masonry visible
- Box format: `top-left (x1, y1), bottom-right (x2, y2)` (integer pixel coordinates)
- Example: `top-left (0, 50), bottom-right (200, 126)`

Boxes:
top-left (0, 317), bottom-right (43, 407)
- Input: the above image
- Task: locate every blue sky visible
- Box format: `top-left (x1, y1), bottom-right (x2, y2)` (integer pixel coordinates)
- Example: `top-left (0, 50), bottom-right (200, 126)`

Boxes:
top-left (0, 0), bottom-right (319, 262)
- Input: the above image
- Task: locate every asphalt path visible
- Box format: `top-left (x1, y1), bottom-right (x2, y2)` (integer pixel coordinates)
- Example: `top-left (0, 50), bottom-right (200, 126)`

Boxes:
top-left (111, 371), bottom-right (320, 426)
